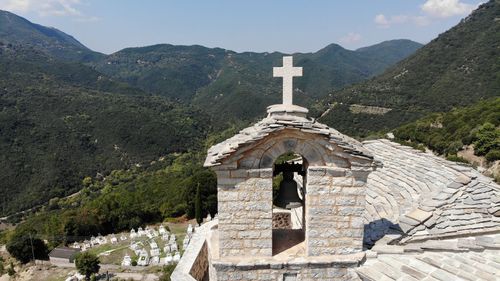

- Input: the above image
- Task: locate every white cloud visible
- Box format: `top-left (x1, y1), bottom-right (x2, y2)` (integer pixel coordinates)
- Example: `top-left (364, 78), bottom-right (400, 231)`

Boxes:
top-left (0, 0), bottom-right (98, 21)
top-left (421, 0), bottom-right (476, 18)
top-left (374, 13), bottom-right (430, 28)
top-left (374, 14), bottom-right (390, 28)
top-left (339, 32), bottom-right (362, 45)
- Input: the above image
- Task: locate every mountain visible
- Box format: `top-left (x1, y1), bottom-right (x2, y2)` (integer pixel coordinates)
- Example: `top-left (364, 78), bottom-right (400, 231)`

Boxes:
top-left (0, 43), bottom-right (209, 215)
top-left (356, 39), bottom-right (424, 65)
top-left (91, 40), bottom-right (422, 126)
top-left (0, 9), bottom-right (103, 62)
top-left (318, 0), bottom-right (500, 137)
top-left (0, 10), bottom-right (422, 215)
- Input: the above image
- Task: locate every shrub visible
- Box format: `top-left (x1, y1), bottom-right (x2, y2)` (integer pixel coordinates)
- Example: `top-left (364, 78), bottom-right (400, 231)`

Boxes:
top-left (75, 252), bottom-right (100, 281)
top-left (446, 155), bottom-right (469, 164)
top-left (485, 150), bottom-right (500, 162)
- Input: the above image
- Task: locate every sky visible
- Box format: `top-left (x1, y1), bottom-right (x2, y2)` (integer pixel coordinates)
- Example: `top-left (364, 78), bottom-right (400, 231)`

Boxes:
top-left (0, 0), bottom-right (484, 54)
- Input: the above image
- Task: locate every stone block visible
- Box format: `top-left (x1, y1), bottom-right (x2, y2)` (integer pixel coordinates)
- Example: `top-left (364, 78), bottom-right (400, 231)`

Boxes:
top-left (230, 169), bottom-right (248, 178)
top-left (332, 177), bottom-right (354, 187)
top-left (325, 167), bottom-right (347, 177)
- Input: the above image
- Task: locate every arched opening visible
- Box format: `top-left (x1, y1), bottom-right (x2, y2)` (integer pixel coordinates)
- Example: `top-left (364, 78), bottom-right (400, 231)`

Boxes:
top-left (272, 152), bottom-right (307, 256)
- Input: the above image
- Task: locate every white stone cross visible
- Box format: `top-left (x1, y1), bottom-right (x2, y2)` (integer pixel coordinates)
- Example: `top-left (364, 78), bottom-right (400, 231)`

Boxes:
top-left (273, 56), bottom-right (302, 105)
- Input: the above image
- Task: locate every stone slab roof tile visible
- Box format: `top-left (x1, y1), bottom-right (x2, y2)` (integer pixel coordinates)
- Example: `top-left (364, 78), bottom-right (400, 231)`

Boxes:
top-left (204, 115), bottom-right (373, 167)
top-left (362, 140), bottom-right (500, 245)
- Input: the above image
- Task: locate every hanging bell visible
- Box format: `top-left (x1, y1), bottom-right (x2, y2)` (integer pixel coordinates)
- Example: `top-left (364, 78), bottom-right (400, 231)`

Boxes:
top-left (274, 171), bottom-right (303, 209)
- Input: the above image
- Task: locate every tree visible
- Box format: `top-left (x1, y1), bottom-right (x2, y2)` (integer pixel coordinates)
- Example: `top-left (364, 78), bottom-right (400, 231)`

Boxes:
top-left (75, 252), bottom-right (100, 281)
top-left (6, 230), bottom-right (48, 264)
top-left (195, 183), bottom-right (202, 226)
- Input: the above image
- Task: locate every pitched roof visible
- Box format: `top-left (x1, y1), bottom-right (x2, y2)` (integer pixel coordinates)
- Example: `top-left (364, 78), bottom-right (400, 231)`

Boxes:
top-left (363, 139), bottom-right (500, 244)
top-left (49, 247), bottom-right (80, 259)
top-left (204, 114), bottom-right (374, 167)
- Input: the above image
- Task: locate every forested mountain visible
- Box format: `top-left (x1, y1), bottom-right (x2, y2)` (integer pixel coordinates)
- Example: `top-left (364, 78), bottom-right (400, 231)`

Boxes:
top-left (0, 10), bottom-right (103, 62)
top-left (0, 43), bottom-right (209, 214)
top-left (91, 40), bottom-right (422, 126)
top-left (318, 0), bottom-right (500, 137)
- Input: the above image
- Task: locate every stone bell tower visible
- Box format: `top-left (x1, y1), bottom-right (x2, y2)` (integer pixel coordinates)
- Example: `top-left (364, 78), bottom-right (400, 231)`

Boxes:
top-left (204, 56), bottom-right (377, 280)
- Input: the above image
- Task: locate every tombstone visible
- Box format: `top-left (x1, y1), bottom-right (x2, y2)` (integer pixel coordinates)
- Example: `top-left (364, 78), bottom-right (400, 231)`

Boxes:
top-left (169, 234), bottom-right (176, 243)
top-left (137, 227), bottom-right (145, 237)
top-left (149, 240), bottom-right (158, 249)
top-left (121, 254), bottom-right (131, 266)
top-left (163, 244), bottom-right (171, 253)
top-left (150, 256), bottom-right (160, 265)
top-left (173, 252), bottom-right (181, 263)
top-left (97, 234), bottom-right (107, 244)
top-left (72, 242), bottom-right (80, 249)
top-left (170, 242), bottom-right (178, 252)
top-left (129, 242), bottom-right (140, 251)
top-left (130, 229), bottom-right (137, 239)
top-left (161, 233), bottom-right (169, 241)
top-left (137, 249), bottom-right (149, 266)
top-left (110, 235), bottom-right (118, 244)
top-left (204, 56), bottom-right (377, 280)
top-left (165, 254), bottom-right (173, 264)
top-left (182, 236), bottom-right (190, 249)
top-left (150, 248), bottom-right (160, 257)
top-left (120, 234), bottom-right (127, 241)
top-left (206, 214), bottom-right (212, 222)
top-left (83, 240), bottom-right (91, 249)
top-left (187, 224), bottom-right (193, 235)
top-left (159, 225), bottom-right (167, 235)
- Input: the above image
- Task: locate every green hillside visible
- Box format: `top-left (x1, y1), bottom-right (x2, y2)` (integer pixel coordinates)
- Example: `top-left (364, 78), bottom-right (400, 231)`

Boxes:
top-left (318, 0), bottom-right (500, 137)
top-left (394, 97), bottom-right (500, 162)
top-left (0, 43), bottom-right (209, 215)
top-left (0, 10), bottom-right (103, 62)
top-left (91, 41), bottom-right (422, 126)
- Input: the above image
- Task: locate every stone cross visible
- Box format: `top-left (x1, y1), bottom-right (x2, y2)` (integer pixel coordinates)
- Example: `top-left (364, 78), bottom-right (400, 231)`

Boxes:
top-left (273, 56), bottom-right (302, 105)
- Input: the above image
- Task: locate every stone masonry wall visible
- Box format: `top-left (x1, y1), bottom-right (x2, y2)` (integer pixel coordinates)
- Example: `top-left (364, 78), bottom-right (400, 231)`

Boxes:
top-left (216, 168), bottom-right (273, 257)
top-left (306, 166), bottom-right (369, 256)
top-left (213, 261), bottom-right (361, 281)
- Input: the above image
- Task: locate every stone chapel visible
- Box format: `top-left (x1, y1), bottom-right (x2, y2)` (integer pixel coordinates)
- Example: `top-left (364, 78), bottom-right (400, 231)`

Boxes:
top-left (171, 56), bottom-right (500, 281)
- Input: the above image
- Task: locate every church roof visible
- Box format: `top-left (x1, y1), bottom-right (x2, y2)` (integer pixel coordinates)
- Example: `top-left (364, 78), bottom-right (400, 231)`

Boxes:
top-left (204, 113), bottom-right (374, 167)
top-left (359, 139), bottom-right (500, 280)
top-left (363, 139), bottom-right (500, 245)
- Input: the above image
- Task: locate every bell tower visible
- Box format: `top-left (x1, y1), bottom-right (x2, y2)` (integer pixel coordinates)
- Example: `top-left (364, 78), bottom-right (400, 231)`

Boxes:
top-left (204, 56), bottom-right (378, 280)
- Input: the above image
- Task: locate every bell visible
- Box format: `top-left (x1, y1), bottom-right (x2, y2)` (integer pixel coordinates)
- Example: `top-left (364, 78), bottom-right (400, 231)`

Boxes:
top-left (274, 171), bottom-right (303, 209)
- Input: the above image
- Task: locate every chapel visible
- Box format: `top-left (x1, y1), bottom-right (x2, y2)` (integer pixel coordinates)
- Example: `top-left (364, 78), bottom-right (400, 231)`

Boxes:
top-left (171, 56), bottom-right (500, 281)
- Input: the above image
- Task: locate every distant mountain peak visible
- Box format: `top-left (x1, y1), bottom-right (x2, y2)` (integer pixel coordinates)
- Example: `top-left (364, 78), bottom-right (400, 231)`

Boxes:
top-left (0, 9), bottom-right (103, 62)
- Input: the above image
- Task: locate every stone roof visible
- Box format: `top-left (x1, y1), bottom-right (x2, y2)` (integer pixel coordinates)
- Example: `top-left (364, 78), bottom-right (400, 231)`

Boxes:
top-left (362, 140), bottom-right (500, 246)
top-left (359, 139), bottom-right (500, 280)
top-left (204, 113), bottom-right (374, 167)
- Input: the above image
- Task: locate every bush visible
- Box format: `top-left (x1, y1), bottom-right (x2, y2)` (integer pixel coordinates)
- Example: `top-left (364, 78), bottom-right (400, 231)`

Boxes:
top-left (474, 123), bottom-right (499, 156)
top-left (485, 150), bottom-right (500, 162)
top-left (446, 155), bottom-right (469, 164)
top-left (75, 252), bottom-right (100, 281)
top-left (6, 230), bottom-right (48, 264)
top-left (7, 262), bottom-right (15, 276)
top-left (159, 264), bottom-right (177, 281)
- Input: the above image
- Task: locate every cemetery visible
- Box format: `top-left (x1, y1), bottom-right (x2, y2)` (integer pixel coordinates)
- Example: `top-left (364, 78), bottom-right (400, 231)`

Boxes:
top-left (66, 221), bottom-right (198, 268)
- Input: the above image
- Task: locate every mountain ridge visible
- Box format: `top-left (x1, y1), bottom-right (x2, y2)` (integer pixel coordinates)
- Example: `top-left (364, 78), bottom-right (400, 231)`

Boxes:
top-left (318, 0), bottom-right (500, 137)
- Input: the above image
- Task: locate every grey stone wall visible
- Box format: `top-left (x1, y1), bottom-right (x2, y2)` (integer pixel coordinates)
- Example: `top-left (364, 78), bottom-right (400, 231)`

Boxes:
top-left (216, 169), bottom-right (273, 257)
top-left (306, 166), bottom-right (369, 256)
top-left (213, 258), bottom-right (363, 281)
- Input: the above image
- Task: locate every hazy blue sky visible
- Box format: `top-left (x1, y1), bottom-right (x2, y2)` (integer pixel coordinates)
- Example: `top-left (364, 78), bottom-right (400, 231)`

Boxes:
top-left (0, 0), bottom-right (484, 54)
